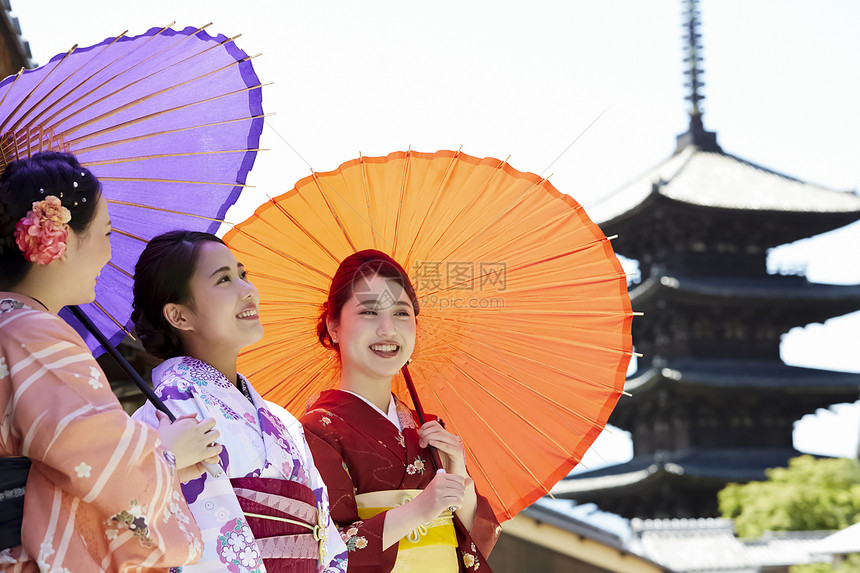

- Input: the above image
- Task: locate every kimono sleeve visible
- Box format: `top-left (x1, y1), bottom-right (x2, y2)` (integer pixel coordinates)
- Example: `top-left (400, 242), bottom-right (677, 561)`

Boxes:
top-left (454, 491), bottom-right (501, 572)
top-left (302, 421), bottom-right (398, 573)
top-left (1, 312), bottom-right (202, 570)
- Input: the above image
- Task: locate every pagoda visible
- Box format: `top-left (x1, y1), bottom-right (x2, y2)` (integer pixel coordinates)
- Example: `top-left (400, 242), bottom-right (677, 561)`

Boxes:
top-left (553, 0), bottom-right (860, 518)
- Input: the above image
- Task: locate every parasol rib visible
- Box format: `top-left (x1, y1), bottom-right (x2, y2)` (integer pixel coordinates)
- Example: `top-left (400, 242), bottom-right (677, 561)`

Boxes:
top-left (230, 227), bottom-right (332, 281)
top-left (444, 360), bottom-right (573, 490)
top-left (418, 359), bottom-right (510, 519)
top-left (419, 156), bottom-right (510, 263)
top-left (244, 272), bottom-right (329, 294)
top-left (266, 195), bottom-right (341, 264)
top-left (105, 199), bottom-right (232, 223)
top-left (74, 114), bottom-right (269, 156)
top-left (456, 203), bottom-right (591, 259)
top-left (305, 161), bottom-right (393, 253)
top-left (91, 300), bottom-right (135, 339)
top-left (310, 171), bottom-right (358, 253)
top-left (0, 68), bottom-right (24, 114)
top-left (248, 345), bottom-right (327, 392)
top-left (63, 83), bottom-right (266, 147)
top-left (0, 47), bottom-right (77, 134)
top-left (433, 333), bottom-right (625, 413)
top-left (436, 177), bottom-right (550, 264)
top-left (391, 148), bottom-right (410, 256)
top-left (244, 334), bottom-right (322, 372)
top-left (39, 26), bottom-right (235, 134)
top-left (111, 228), bottom-right (148, 243)
top-left (403, 149), bottom-right (461, 268)
top-left (98, 177), bottom-right (252, 187)
top-left (358, 154), bottom-right (377, 250)
top-left (85, 148), bottom-right (265, 167)
top-left (9, 32), bottom-right (129, 134)
top-left (106, 261), bottom-right (133, 279)
top-left (35, 24), bottom-right (207, 131)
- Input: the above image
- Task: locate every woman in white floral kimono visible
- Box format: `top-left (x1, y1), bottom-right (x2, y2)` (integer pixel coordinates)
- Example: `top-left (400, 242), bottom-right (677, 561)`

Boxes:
top-left (131, 230), bottom-right (348, 573)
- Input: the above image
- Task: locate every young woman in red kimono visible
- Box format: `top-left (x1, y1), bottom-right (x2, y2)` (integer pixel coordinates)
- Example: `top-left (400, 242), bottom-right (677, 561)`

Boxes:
top-left (0, 152), bottom-right (219, 571)
top-left (300, 250), bottom-right (500, 573)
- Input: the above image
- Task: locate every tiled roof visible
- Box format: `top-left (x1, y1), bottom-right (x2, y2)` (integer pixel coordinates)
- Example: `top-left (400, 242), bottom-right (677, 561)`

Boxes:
top-left (629, 273), bottom-right (860, 307)
top-left (586, 146), bottom-right (860, 224)
top-left (813, 522), bottom-right (860, 555)
top-left (552, 448), bottom-right (801, 496)
top-left (624, 359), bottom-right (860, 393)
top-left (629, 518), bottom-right (833, 572)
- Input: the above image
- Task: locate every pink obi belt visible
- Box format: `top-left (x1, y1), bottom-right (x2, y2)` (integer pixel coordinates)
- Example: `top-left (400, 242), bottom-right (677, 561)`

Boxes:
top-left (231, 477), bottom-right (327, 573)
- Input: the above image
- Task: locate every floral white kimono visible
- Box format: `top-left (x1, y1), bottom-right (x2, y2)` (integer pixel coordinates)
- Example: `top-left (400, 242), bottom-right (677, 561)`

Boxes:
top-left (133, 357), bottom-right (348, 573)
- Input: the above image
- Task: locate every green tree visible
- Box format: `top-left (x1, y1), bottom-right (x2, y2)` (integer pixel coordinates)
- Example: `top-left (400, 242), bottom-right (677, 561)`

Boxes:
top-left (718, 455), bottom-right (860, 538)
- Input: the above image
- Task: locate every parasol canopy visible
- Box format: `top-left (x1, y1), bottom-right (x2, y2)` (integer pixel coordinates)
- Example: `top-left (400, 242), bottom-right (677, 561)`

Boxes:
top-left (224, 149), bottom-right (634, 521)
top-left (0, 24), bottom-right (264, 354)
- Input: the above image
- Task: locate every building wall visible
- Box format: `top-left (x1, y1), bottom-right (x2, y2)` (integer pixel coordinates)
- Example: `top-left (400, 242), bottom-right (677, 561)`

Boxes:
top-left (489, 514), bottom-right (669, 573)
top-left (489, 534), bottom-right (617, 573)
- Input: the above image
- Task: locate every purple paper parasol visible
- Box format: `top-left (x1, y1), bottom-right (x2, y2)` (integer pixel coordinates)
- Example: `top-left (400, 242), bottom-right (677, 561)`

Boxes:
top-left (0, 24), bottom-right (264, 355)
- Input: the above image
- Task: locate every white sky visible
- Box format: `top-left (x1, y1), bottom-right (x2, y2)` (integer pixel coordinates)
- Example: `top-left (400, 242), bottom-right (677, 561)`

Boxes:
top-left (12, 0), bottom-right (860, 464)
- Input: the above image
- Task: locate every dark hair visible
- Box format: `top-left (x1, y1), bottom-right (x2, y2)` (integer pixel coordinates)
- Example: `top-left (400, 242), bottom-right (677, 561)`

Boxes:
top-left (0, 152), bottom-right (102, 289)
top-left (132, 230), bottom-right (225, 360)
top-left (317, 249), bottom-right (420, 350)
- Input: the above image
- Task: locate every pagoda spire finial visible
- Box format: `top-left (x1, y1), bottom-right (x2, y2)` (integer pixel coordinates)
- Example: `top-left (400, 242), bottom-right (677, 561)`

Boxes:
top-left (683, 0), bottom-right (705, 116)
top-left (675, 0), bottom-right (721, 154)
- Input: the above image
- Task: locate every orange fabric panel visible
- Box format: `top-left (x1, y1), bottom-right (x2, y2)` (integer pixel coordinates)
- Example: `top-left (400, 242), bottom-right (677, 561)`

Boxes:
top-left (224, 150), bottom-right (633, 522)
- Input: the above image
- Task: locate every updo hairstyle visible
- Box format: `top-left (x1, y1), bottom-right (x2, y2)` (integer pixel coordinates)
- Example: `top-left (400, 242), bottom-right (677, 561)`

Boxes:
top-left (0, 151), bottom-right (101, 289)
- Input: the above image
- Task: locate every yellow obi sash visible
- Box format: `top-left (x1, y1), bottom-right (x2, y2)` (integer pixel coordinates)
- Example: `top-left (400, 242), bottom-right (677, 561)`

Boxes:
top-left (355, 489), bottom-right (459, 572)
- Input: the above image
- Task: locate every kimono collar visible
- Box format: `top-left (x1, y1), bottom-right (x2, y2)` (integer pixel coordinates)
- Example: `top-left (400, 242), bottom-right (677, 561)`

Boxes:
top-left (153, 355), bottom-right (249, 390)
top-left (0, 293), bottom-right (42, 313)
top-left (340, 390), bottom-right (402, 431)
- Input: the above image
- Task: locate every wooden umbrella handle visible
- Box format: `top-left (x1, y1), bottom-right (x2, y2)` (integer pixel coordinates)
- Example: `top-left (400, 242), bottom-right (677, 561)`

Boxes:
top-left (67, 305), bottom-right (222, 478)
top-left (401, 363), bottom-right (445, 472)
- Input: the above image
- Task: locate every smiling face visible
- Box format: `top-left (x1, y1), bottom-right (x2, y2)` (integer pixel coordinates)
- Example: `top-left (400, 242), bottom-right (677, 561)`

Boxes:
top-left (329, 272), bottom-right (417, 385)
top-left (60, 193), bottom-right (112, 306)
top-left (168, 241), bottom-right (263, 356)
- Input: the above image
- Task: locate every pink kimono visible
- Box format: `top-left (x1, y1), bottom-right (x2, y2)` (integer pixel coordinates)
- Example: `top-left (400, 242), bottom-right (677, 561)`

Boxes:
top-left (0, 294), bottom-right (202, 572)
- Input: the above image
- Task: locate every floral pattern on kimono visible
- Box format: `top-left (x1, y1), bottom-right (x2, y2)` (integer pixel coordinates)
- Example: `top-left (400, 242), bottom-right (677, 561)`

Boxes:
top-left (134, 357), bottom-right (348, 573)
top-left (300, 390), bottom-right (500, 573)
top-left (0, 294), bottom-right (202, 572)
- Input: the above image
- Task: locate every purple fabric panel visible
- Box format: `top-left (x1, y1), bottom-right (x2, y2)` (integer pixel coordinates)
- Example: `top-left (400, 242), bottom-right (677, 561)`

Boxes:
top-left (0, 25), bottom-right (264, 355)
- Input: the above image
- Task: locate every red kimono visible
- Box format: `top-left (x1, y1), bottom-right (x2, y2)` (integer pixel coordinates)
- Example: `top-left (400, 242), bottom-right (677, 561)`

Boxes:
top-left (300, 390), bottom-right (499, 573)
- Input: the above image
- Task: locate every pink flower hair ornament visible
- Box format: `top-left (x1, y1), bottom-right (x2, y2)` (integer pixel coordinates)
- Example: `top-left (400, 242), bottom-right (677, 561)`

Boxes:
top-left (13, 195), bottom-right (71, 265)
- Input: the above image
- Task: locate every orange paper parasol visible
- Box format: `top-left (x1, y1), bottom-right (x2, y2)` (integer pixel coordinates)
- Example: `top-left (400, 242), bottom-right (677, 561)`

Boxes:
top-left (223, 149), bottom-right (634, 521)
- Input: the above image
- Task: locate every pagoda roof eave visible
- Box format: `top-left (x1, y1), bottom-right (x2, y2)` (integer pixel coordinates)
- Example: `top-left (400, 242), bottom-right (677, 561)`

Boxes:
top-left (552, 447), bottom-right (801, 497)
top-left (586, 146), bottom-right (860, 226)
top-left (629, 273), bottom-right (860, 308)
top-left (624, 359), bottom-right (860, 394)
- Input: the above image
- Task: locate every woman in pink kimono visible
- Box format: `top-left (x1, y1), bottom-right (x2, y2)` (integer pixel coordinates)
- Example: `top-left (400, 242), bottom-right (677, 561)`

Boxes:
top-left (131, 231), bottom-right (348, 573)
top-left (0, 152), bottom-right (218, 571)
top-left (300, 250), bottom-right (500, 573)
